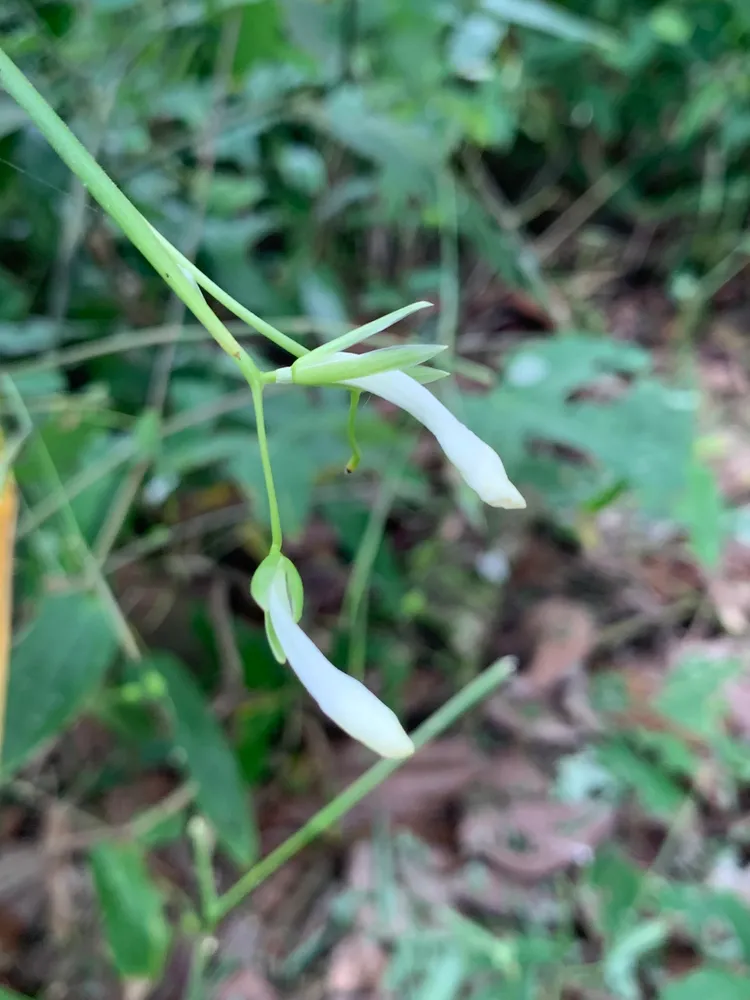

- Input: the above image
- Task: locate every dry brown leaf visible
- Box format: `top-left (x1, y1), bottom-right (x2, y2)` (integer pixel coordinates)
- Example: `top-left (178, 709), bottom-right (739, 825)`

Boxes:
top-left (326, 934), bottom-right (386, 996)
top-left (479, 749), bottom-right (550, 799)
top-left (213, 969), bottom-right (279, 1000)
top-left (450, 861), bottom-right (564, 922)
top-left (710, 541), bottom-right (750, 634)
top-left (459, 801), bottom-right (614, 882)
top-left (335, 738), bottom-right (485, 837)
top-left (484, 696), bottom-right (582, 748)
top-left (510, 599), bottom-right (597, 698)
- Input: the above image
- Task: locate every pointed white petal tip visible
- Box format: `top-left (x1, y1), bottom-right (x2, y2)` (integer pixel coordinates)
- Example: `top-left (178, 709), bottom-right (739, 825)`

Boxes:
top-left (482, 477), bottom-right (527, 510)
top-left (267, 570), bottom-right (414, 759)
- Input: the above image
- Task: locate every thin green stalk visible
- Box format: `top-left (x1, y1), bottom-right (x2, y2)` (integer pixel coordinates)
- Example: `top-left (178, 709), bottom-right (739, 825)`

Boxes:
top-left (345, 389), bottom-right (362, 474)
top-left (188, 817), bottom-right (220, 931)
top-left (342, 451), bottom-right (406, 680)
top-left (214, 657), bottom-right (515, 920)
top-left (0, 46), bottom-right (259, 376)
top-left (250, 382), bottom-right (283, 551)
top-left (156, 238), bottom-right (308, 361)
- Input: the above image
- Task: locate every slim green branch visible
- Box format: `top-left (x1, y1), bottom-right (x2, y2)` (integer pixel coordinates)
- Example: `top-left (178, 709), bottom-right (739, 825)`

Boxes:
top-left (214, 657), bottom-right (515, 919)
top-left (345, 389), bottom-right (362, 474)
top-left (0, 46), bottom-right (259, 377)
top-left (250, 382), bottom-right (283, 551)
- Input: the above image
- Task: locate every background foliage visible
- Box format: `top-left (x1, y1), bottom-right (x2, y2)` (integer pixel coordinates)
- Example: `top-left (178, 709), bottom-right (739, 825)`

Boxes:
top-left (3, 0), bottom-right (750, 997)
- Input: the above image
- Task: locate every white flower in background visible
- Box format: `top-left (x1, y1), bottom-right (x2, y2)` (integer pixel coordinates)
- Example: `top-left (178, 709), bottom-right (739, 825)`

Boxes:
top-left (344, 369), bottom-right (526, 509)
top-left (261, 564), bottom-right (414, 759)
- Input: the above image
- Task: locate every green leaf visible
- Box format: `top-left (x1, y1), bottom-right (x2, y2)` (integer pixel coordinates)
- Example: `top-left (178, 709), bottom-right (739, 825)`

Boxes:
top-left (232, 0), bottom-right (284, 78)
top-left (2, 593), bottom-right (118, 777)
top-left (0, 989), bottom-right (33, 1000)
top-left (676, 456), bottom-right (726, 570)
top-left (587, 848), bottom-right (642, 940)
top-left (90, 841), bottom-right (170, 980)
top-left (604, 919), bottom-right (669, 1000)
top-left (482, 0), bottom-right (619, 51)
top-left (660, 969), bottom-right (750, 1000)
top-left (307, 301), bottom-right (433, 359)
top-left (152, 654), bottom-right (257, 865)
top-left (596, 740), bottom-right (684, 818)
top-left (656, 653), bottom-right (741, 738)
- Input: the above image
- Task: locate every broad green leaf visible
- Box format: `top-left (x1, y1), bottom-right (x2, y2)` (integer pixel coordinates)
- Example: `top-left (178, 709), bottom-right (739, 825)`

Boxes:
top-left (586, 848), bottom-right (642, 940)
top-left (596, 740), bottom-right (684, 818)
top-left (660, 969), bottom-right (750, 1000)
top-left (656, 654), bottom-right (741, 738)
top-left (152, 654), bottom-right (257, 865)
top-left (307, 301), bottom-right (433, 358)
top-left (656, 882), bottom-right (750, 964)
top-left (90, 841), bottom-right (170, 980)
top-left (604, 919), bottom-right (669, 1000)
top-left (676, 456), bottom-right (726, 569)
top-left (482, 0), bottom-right (619, 50)
top-left (0, 990), bottom-right (32, 1000)
top-left (232, 0), bottom-right (284, 78)
top-left (3, 593), bottom-right (118, 776)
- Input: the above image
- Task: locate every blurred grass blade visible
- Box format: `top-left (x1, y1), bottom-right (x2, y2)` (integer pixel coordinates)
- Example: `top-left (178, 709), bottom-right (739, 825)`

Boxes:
top-left (2, 592), bottom-right (119, 777)
top-left (153, 653), bottom-right (257, 865)
top-left (309, 301), bottom-right (432, 358)
top-left (483, 0), bottom-right (619, 49)
top-left (90, 841), bottom-right (171, 981)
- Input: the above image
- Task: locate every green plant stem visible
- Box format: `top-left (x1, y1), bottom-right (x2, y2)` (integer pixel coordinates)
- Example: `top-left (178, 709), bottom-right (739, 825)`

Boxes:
top-left (0, 46), bottom-right (260, 377)
top-left (155, 237), bottom-right (308, 361)
top-left (214, 657), bottom-right (515, 920)
top-left (250, 381), bottom-right (283, 551)
top-left (345, 389), bottom-right (361, 473)
top-left (188, 817), bottom-right (220, 931)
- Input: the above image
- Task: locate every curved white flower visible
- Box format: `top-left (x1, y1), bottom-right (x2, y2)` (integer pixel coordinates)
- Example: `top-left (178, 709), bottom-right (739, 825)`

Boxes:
top-left (345, 369), bottom-right (526, 509)
top-left (267, 571), bottom-right (414, 759)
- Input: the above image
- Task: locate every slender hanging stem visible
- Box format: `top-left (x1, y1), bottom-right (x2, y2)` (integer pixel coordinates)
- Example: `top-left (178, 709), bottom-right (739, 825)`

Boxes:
top-left (250, 382), bottom-right (283, 552)
top-left (345, 389), bottom-right (362, 474)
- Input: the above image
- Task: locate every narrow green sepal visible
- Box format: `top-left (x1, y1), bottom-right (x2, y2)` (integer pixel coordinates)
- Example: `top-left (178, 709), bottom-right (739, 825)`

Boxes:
top-left (250, 550), bottom-right (283, 611)
top-left (402, 366), bottom-right (451, 384)
top-left (292, 344), bottom-right (446, 385)
top-left (265, 616), bottom-right (286, 664)
top-left (282, 559), bottom-right (304, 621)
top-left (306, 301), bottom-right (432, 358)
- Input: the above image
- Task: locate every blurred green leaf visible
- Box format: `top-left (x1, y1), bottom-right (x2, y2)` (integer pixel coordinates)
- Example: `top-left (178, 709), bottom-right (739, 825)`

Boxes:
top-left (232, 0), bottom-right (284, 78)
top-left (151, 654), bottom-right (257, 865)
top-left (482, 0), bottom-right (619, 50)
top-left (2, 593), bottom-right (118, 777)
top-left (604, 919), bottom-right (669, 1000)
top-left (596, 739), bottom-right (685, 818)
top-left (676, 456), bottom-right (726, 569)
top-left (90, 841), bottom-right (171, 980)
top-left (587, 847), bottom-right (643, 941)
top-left (656, 653), bottom-right (741, 737)
top-left (660, 969), bottom-right (750, 1000)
